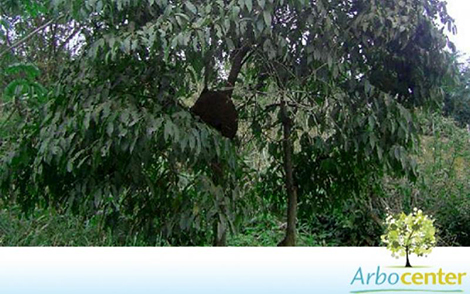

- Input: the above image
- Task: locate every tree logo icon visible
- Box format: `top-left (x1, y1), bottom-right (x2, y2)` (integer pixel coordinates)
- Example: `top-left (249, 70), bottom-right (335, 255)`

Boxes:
top-left (381, 208), bottom-right (436, 268)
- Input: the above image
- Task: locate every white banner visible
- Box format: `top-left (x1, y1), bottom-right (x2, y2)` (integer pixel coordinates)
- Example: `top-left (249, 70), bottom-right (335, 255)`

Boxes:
top-left (0, 247), bottom-right (466, 293)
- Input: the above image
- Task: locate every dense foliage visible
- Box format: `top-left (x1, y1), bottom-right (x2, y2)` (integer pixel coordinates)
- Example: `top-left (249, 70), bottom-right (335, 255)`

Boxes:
top-left (444, 58), bottom-right (470, 127)
top-left (0, 0), bottom-right (467, 246)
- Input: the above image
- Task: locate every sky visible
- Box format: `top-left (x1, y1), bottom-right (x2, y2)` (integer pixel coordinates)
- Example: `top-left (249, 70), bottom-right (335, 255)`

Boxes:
top-left (446, 0), bottom-right (470, 59)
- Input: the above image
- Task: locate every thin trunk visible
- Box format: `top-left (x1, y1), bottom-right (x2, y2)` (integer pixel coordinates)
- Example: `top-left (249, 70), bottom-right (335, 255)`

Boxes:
top-left (405, 231), bottom-right (415, 267)
top-left (211, 160), bottom-right (227, 246)
top-left (213, 220), bottom-right (227, 246)
top-left (224, 45), bottom-right (249, 98)
top-left (210, 45), bottom-right (249, 246)
top-left (278, 99), bottom-right (298, 246)
top-left (405, 246), bottom-right (412, 267)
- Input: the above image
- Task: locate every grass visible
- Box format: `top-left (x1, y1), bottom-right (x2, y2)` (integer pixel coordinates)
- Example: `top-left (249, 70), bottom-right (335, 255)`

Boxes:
top-left (0, 205), bottom-right (324, 246)
top-left (227, 213), bottom-right (324, 246)
top-left (0, 206), bottom-right (110, 246)
top-left (0, 206), bottom-right (164, 246)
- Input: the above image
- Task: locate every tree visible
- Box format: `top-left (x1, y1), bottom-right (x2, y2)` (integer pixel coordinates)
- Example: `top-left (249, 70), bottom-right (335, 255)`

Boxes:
top-left (237, 0), bottom-right (456, 245)
top-left (1, 0), bottom-right (252, 245)
top-left (381, 209), bottom-right (436, 267)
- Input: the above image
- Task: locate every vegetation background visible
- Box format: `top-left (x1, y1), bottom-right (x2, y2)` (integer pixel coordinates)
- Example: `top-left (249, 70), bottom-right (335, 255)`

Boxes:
top-left (1, 0), bottom-right (470, 246)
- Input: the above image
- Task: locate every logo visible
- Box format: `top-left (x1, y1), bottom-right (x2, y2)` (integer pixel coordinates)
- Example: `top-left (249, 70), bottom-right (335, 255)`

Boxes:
top-left (382, 208), bottom-right (436, 268)
top-left (349, 209), bottom-right (467, 293)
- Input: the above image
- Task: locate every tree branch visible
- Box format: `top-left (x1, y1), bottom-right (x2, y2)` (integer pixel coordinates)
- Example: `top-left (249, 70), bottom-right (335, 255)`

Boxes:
top-left (224, 43), bottom-right (250, 98)
top-left (0, 15), bottom-right (64, 58)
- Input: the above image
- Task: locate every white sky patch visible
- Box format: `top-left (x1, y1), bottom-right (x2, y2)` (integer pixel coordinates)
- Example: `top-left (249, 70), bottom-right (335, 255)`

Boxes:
top-left (446, 0), bottom-right (470, 60)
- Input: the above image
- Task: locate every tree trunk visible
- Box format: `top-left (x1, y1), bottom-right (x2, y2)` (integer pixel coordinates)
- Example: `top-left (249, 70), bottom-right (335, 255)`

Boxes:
top-left (405, 246), bottom-right (412, 267)
top-left (208, 44), bottom-right (249, 247)
top-left (211, 160), bottom-right (227, 246)
top-left (278, 99), bottom-right (298, 247)
top-left (213, 220), bottom-right (227, 246)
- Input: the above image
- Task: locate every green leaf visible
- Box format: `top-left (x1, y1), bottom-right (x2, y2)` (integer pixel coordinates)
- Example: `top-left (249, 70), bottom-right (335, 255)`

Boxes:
top-left (175, 13), bottom-right (189, 27)
top-left (164, 120), bottom-right (173, 141)
top-left (263, 10), bottom-right (272, 27)
top-left (106, 122), bottom-right (114, 136)
top-left (232, 5), bottom-right (241, 20)
top-left (4, 79), bottom-right (28, 101)
top-left (185, 1), bottom-right (197, 14)
top-left (83, 112), bottom-right (91, 130)
top-left (245, 0), bottom-right (252, 12)
top-left (5, 63), bottom-right (41, 78)
top-left (66, 159), bottom-right (74, 173)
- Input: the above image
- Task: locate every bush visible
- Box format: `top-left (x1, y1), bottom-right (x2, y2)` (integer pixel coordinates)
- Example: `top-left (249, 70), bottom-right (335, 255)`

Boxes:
top-left (380, 114), bottom-right (470, 245)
